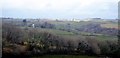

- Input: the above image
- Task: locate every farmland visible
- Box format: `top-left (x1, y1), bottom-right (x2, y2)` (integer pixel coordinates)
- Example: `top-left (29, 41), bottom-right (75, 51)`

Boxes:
top-left (2, 18), bottom-right (120, 58)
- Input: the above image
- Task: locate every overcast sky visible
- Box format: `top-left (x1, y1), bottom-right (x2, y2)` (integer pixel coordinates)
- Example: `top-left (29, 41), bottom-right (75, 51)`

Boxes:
top-left (1, 0), bottom-right (119, 19)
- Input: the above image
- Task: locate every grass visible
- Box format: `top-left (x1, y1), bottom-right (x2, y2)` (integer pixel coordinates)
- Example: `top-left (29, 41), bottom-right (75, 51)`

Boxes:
top-left (31, 55), bottom-right (97, 58)
top-left (50, 21), bottom-right (94, 30)
top-left (100, 23), bottom-right (118, 29)
top-left (95, 35), bottom-right (118, 41)
top-left (50, 20), bottom-right (118, 30)
top-left (35, 28), bottom-right (117, 41)
top-left (38, 28), bottom-right (75, 35)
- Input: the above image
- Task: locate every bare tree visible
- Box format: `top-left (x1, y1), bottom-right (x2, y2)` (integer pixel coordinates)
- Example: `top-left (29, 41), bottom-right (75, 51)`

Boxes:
top-left (2, 23), bottom-right (24, 43)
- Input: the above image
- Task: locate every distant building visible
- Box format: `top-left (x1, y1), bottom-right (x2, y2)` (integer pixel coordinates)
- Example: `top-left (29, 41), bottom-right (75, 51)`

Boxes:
top-left (32, 24), bottom-right (35, 28)
top-left (72, 18), bottom-right (80, 22)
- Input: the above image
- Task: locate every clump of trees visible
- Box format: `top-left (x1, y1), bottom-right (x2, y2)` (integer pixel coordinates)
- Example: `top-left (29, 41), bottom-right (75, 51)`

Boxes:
top-left (99, 40), bottom-right (120, 58)
top-left (2, 23), bottom-right (29, 56)
top-left (2, 23), bottom-right (24, 43)
top-left (40, 22), bottom-right (54, 29)
top-left (28, 22), bottom-right (55, 29)
top-left (76, 23), bottom-right (118, 36)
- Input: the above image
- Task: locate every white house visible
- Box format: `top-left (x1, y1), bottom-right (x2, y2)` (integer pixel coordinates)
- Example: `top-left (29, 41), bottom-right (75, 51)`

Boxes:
top-left (32, 24), bottom-right (35, 28)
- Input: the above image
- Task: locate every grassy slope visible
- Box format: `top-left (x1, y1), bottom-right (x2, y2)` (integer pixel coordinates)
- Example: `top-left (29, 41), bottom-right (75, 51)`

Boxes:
top-left (38, 28), bottom-right (74, 35)
top-left (27, 20), bottom-right (118, 41)
top-left (50, 20), bottom-right (118, 29)
top-left (37, 28), bottom-right (117, 41)
top-left (101, 23), bottom-right (118, 29)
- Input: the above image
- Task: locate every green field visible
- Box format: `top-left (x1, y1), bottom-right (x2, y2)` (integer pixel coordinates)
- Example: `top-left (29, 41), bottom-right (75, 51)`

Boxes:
top-left (36, 28), bottom-right (118, 41)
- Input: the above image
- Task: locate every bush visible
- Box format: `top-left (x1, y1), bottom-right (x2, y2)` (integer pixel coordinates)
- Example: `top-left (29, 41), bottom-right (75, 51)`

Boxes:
top-left (2, 23), bottom-right (24, 43)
